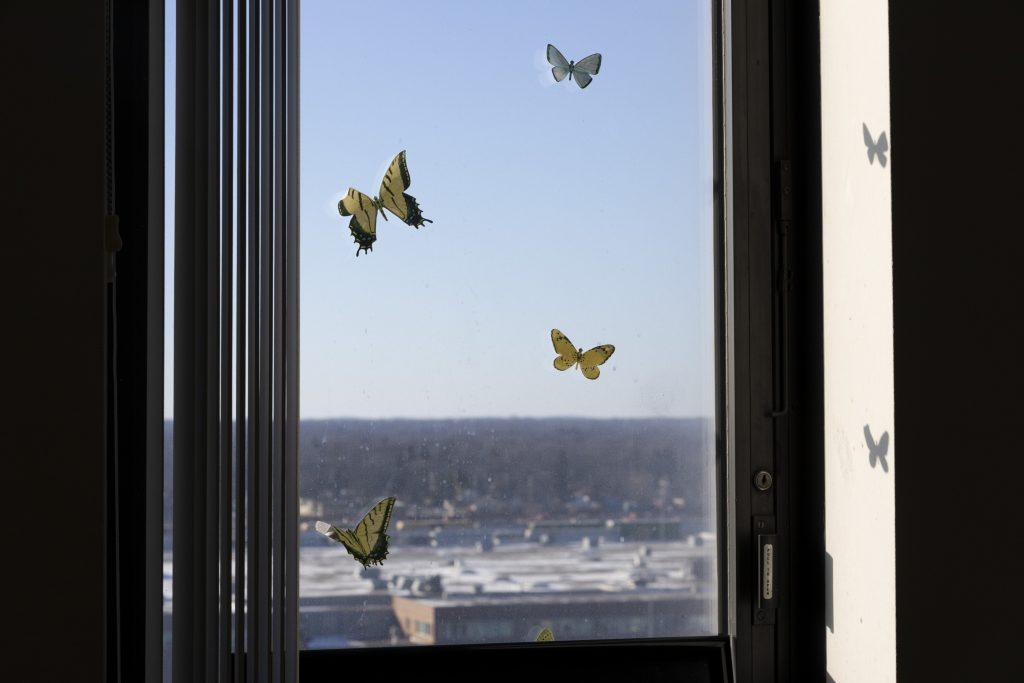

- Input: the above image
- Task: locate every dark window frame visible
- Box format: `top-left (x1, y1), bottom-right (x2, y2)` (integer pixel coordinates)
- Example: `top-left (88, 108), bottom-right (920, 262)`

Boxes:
top-left (108, 0), bottom-right (165, 680)
top-left (726, 1), bottom-right (824, 680)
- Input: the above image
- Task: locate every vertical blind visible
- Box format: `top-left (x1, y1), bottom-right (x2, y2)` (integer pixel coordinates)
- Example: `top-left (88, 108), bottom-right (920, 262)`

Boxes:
top-left (172, 0), bottom-right (298, 681)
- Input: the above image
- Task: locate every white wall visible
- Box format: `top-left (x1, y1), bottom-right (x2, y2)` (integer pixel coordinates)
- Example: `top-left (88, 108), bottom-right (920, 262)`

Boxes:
top-left (820, 1), bottom-right (895, 681)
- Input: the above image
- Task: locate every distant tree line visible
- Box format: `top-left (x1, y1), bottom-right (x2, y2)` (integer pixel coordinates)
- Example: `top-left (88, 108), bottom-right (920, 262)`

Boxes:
top-left (164, 418), bottom-right (715, 526)
top-left (298, 418), bottom-right (714, 524)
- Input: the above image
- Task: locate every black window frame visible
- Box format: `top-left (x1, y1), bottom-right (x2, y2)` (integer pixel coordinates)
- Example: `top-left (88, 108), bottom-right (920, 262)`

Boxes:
top-left (724, 0), bottom-right (824, 681)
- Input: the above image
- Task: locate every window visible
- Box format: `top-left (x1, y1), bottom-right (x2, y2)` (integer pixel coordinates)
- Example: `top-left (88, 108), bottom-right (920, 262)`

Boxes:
top-left (299, 0), bottom-right (721, 653)
top-left (147, 0), bottom-right (819, 680)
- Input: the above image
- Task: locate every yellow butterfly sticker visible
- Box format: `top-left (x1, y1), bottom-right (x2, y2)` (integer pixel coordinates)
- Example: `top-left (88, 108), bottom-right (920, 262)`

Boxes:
top-left (337, 151), bottom-right (432, 256)
top-left (551, 329), bottom-right (615, 380)
top-left (315, 496), bottom-right (396, 569)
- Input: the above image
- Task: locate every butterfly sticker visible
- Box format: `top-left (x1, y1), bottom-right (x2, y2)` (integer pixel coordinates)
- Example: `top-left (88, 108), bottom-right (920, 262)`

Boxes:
top-left (337, 151), bottom-right (432, 255)
top-left (551, 329), bottom-right (615, 380)
top-left (316, 496), bottom-right (396, 569)
top-left (535, 626), bottom-right (555, 642)
top-left (863, 424), bottom-right (890, 472)
top-left (546, 44), bottom-right (602, 89)
top-left (863, 123), bottom-right (889, 167)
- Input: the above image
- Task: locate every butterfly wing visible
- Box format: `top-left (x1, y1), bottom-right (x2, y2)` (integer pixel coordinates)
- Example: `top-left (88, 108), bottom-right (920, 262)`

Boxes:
top-left (572, 70), bottom-right (593, 89)
top-left (338, 188), bottom-right (378, 254)
top-left (315, 521), bottom-right (363, 560)
top-left (547, 44), bottom-right (571, 82)
top-left (551, 329), bottom-right (579, 371)
top-left (863, 423), bottom-right (875, 446)
top-left (574, 53), bottom-right (602, 75)
top-left (863, 123), bottom-right (880, 165)
top-left (547, 44), bottom-right (569, 69)
top-left (379, 151), bottom-right (432, 228)
top-left (350, 496), bottom-right (396, 568)
top-left (876, 131), bottom-right (889, 167)
top-left (579, 344), bottom-right (615, 380)
top-left (878, 430), bottom-right (890, 454)
top-left (536, 627), bottom-right (555, 642)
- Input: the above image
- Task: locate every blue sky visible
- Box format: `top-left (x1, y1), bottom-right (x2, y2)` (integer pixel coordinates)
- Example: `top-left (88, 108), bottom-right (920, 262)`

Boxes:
top-left (166, 0), bottom-right (715, 419)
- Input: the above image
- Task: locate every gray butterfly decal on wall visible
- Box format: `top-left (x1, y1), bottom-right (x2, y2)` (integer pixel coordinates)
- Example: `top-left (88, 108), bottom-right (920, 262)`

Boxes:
top-left (863, 123), bottom-right (889, 167)
top-left (863, 424), bottom-right (890, 472)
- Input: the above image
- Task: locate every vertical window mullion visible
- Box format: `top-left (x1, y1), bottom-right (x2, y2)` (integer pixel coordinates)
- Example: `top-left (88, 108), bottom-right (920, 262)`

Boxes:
top-left (270, 0), bottom-right (287, 679)
top-left (219, 0), bottom-right (234, 680)
top-left (205, 0), bottom-right (222, 679)
top-left (172, 0), bottom-right (213, 680)
top-left (282, 0), bottom-right (300, 679)
top-left (245, 0), bottom-right (261, 677)
top-left (256, 0), bottom-right (273, 679)
top-left (234, 0), bottom-right (248, 680)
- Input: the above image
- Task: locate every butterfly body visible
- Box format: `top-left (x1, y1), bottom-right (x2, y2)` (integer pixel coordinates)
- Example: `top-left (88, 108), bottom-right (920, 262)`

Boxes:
top-left (316, 496), bottom-right (396, 569)
top-left (551, 329), bottom-right (615, 380)
top-left (547, 44), bottom-right (602, 89)
top-left (337, 151), bottom-right (431, 255)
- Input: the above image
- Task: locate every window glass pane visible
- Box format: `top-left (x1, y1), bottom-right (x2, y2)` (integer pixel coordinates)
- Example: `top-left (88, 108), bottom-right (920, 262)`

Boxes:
top-left (300, 0), bottom-right (718, 648)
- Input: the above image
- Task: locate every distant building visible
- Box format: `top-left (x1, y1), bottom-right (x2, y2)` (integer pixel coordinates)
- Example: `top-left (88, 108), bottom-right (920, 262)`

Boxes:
top-left (294, 527), bottom-right (717, 650)
top-left (392, 591), bottom-right (714, 645)
top-left (616, 519), bottom-right (686, 542)
top-left (299, 497), bottom-right (325, 519)
top-left (301, 593), bottom-right (397, 648)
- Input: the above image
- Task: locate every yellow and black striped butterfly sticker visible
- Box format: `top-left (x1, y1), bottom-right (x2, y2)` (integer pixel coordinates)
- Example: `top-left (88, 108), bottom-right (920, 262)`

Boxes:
top-left (337, 151), bottom-right (432, 255)
top-left (316, 496), bottom-right (396, 569)
top-left (551, 329), bottom-right (615, 380)
top-left (535, 626), bottom-right (555, 642)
